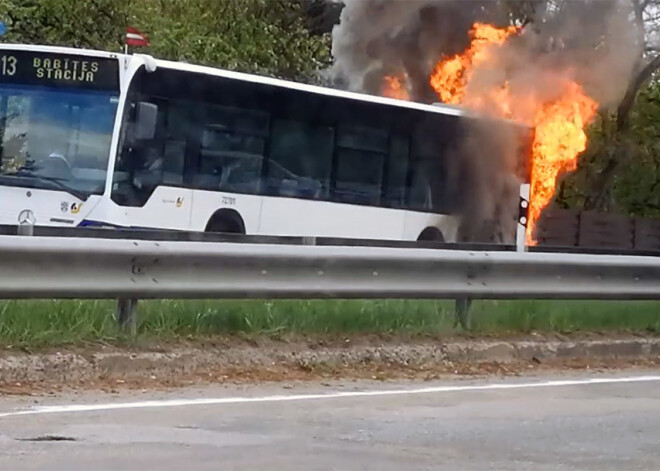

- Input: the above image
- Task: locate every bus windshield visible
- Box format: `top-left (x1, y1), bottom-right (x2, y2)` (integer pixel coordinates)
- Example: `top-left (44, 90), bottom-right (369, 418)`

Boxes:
top-left (0, 50), bottom-right (120, 199)
top-left (0, 85), bottom-right (119, 199)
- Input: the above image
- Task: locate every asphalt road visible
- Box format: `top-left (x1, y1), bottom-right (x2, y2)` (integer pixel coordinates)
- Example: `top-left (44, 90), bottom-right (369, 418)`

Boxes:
top-left (1, 372), bottom-right (660, 470)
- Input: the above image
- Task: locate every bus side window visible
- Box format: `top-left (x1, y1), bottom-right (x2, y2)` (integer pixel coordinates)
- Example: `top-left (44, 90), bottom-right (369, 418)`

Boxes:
top-left (407, 115), bottom-right (454, 213)
top-left (162, 140), bottom-right (185, 186)
top-left (383, 135), bottom-right (409, 208)
top-left (408, 168), bottom-right (432, 211)
top-left (408, 130), bottom-right (437, 212)
top-left (112, 98), bottom-right (180, 206)
top-left (268, 119), bottom-right (333, 200)
top-left (195, 104), bottom-right (267, 194)
top-left (333, 125), bottom-right (387, 206)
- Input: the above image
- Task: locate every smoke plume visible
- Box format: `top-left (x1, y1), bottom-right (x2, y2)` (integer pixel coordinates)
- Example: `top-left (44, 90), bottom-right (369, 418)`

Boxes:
top-left (330, 0), bottom-right (509, 101)
top-left (330, 0), bottom-right (641, 243)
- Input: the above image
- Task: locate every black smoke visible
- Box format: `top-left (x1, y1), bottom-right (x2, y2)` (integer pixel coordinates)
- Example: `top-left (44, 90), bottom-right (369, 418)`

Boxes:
top-left (328, 0), bottom-right (639, 243)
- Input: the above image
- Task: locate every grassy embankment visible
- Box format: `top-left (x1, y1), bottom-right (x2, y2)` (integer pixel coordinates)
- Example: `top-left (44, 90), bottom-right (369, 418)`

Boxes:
top-left (0, 299), bottom-right (658, 348)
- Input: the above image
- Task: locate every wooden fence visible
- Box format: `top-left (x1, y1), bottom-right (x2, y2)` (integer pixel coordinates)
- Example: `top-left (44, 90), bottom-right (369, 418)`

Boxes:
top-left (535, 207), bottom-right (660, 252)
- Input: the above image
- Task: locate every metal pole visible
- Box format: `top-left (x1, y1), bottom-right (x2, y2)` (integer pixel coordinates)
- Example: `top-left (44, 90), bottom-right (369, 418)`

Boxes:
top-left (517, 183), bottom-right (530, 252)
top-left (116, 298), bottom-right (138, 336)
top-left (454, 297), bottom-right (472, 331)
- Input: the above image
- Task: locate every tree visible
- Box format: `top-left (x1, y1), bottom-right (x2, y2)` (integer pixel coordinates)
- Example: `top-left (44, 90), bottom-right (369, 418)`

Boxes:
top-left (568, 0), bottom-right (660, 212)
top-left (128, 0), bottom-right (331, 81)
top-left (0, 0), bottom-right (332, 82)
top-left (560, 79), bottom-right (660, 217)
top-left (0, 0), bottom-right (128, 50)
top-left (503, 0), bottom-right (660, 217)
top-left (613, 80), bottom-right (660, 216)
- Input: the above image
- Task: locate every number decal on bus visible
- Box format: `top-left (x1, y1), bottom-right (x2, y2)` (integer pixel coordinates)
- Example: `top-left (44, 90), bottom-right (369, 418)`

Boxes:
top-left (1, 55), bottom-right (17, 76)
top-left (221, 196), bottom-right (236, 205)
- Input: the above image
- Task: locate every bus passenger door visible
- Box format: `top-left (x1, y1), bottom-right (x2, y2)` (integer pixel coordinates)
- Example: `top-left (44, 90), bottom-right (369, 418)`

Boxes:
top-left (111, 135), bottom-right (193, 231)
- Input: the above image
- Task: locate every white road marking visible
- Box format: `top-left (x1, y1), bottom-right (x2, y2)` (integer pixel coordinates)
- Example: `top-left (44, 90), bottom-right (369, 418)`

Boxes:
top-left (1, 375), bottom-right (659, 419)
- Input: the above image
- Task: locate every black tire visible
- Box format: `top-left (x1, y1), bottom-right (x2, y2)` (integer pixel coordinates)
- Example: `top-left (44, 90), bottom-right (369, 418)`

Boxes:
top-left (417, 227), bottom-right (445, 242)
top-left (204, 209), bottom-right (245, 234)
top-left (205, 218), bottom-right (236, 234)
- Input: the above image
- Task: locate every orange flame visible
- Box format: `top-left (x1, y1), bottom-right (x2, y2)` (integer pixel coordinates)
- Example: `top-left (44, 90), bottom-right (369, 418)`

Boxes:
top-left (382, 75), bottom-right (410, 101)
top-left (529, 82), bottom-right (598, 235)
top-left (430, 23), bottom-right (518, 105)
top-left (428, 23), bottom-right (598, 245)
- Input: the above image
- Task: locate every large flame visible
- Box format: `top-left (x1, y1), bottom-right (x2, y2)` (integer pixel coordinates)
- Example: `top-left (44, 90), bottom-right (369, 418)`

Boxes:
top-left (528, 82), bottom-right (598, 239)
top-left (430, 23), bottom-right (518, 105)
top-left (426, 23), bottom-right (598, 245)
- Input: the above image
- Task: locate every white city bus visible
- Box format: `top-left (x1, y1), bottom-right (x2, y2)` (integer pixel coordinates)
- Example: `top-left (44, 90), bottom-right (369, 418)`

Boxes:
top-left (0, 44), bottom-right (530, 242)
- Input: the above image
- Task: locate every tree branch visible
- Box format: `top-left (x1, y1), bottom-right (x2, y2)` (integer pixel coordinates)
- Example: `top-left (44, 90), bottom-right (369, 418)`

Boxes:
top-left (617, 54), bottom-right (660, 131)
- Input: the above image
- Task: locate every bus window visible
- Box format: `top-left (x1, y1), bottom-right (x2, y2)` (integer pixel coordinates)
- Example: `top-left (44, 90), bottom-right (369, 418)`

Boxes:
top-left (195, 104), bottom-right (267, 194)
top-left (205, 104), bottom-right (268, 136)
top-left (408, 121), bottom-right (449, 212)
top-left (268, 119), bottom-right (333, 200)
top-left (333, 125), bottom-right (387, 206)
top-left (336, 124), bottom-right (388, 153)
top-left (383, 135), bottom-right (409, 208)
top-left (334, 147), bottom-right (384, 206)
top-left (408, 169), bottom-right (432, 211)
top-left (162, 140), bottom-right (185, 186)
top-left (111, 98), bottom-right (188, 206)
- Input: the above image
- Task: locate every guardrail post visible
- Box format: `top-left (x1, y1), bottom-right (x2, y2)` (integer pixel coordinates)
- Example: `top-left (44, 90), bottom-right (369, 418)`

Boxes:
top-left (454, 297), bottom-right (472, 331)
top-left (517, 183), bottom-right (530, 252)
top-left (116, 298), bottom-right (138, 336)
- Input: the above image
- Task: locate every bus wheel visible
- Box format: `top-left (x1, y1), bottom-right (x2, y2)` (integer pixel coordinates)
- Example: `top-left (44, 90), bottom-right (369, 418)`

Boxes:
top-left (205, 209), bottom-right (245, 234)
top-left (417, 227), bottom-right (445, 242)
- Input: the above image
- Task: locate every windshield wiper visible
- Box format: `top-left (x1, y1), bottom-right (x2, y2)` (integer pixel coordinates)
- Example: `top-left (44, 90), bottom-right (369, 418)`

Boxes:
top-left (34, 175), bottom-right (90, 201)
top-left (7, 171), bottom-right (90, 201)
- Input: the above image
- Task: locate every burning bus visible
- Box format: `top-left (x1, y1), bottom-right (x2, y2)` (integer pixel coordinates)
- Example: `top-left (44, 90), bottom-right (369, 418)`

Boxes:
top-left (0, 42), bottom-right (535, 246)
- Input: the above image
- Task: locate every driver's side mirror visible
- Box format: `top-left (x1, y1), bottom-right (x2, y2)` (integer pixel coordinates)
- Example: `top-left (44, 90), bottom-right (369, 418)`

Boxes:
top-left (134, 101), bottom-right (158, 140)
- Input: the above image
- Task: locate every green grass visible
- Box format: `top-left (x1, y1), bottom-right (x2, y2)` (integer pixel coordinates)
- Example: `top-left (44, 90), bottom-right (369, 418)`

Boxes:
top-left (0, 299), bottom-right (658, 349)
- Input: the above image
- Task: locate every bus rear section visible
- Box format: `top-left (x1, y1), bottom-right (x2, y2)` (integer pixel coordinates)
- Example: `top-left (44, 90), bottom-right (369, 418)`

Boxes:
top-left (0, 46), bottom-right (121, 227)
top-left (449, 114), bottom-right (534, 246)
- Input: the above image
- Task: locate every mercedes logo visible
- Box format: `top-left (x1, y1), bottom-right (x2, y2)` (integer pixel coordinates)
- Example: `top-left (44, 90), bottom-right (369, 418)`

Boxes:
top-left (17, 209), bottom-right (36, 226)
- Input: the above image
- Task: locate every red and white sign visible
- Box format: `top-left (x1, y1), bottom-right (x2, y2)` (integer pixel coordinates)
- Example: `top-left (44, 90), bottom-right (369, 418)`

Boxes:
top-left (125, 27), bottom-right (149, 47)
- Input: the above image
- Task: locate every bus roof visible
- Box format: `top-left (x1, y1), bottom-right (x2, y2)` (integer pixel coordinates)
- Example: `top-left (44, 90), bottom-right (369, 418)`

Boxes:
top-left (0, 43), bottom-right (530, 129)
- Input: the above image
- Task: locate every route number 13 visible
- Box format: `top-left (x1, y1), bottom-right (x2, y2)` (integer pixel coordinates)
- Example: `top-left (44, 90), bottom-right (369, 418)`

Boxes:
top-left (1, 56), bottom-right (17, 76)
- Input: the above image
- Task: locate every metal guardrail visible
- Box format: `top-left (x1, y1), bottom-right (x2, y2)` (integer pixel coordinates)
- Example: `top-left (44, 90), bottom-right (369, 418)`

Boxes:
top-left (0, 235), bottom-right (658, 300)
top-left (1, 224), bottom-right (659, 256)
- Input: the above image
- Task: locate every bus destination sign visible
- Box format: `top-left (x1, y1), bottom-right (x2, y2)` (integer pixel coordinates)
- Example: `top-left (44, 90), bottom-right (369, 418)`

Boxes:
top-left (0, 50), bottom-right (119, 90)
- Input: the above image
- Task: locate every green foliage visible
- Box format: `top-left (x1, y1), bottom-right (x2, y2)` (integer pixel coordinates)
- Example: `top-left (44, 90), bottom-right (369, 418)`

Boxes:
top-left (0, 0), bottom-right (128, 50)
top-left (558, 81), bottom-right (660, 217)
top-left (614, 81), bottom-right (660, 217)
top-left (0, 0), bottom-right (331, 81)
top-left (129, 0), bottom-right (331, 81)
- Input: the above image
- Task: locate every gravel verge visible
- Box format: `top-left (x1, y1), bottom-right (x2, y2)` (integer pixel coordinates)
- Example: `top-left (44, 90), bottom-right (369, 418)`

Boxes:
top-left (1, 335), bottom-right (659, 393)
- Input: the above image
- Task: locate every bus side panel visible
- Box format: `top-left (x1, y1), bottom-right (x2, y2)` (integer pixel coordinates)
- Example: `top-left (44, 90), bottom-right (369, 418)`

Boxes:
top-left (117, 186), bottom-right (193, 230)
top-left (259, 197), bottom-right (405, 240)
top-left (403, 211), bottom-right (460, 242)
top-left (189, 190), bottom-right (262, 233)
